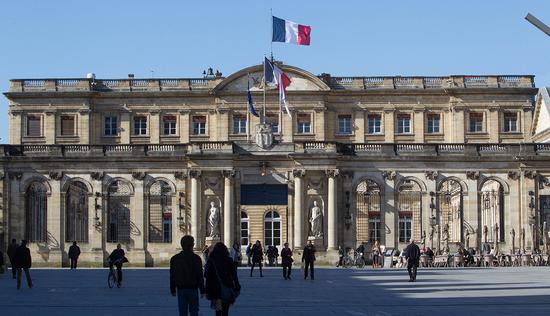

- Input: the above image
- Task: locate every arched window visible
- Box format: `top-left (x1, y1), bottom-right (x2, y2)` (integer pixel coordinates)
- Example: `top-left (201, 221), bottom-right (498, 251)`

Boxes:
top-left (149, 180), bottom-right (172, 243)
top-left (66, 181), bottom-right (89, 242)
top-left (397, 179), bottom-right (422, 243)
top-left (356, 180), bottom-right (381, 243)
top-left (481, 180), bottom-right (504, 242)
top-left (240, 211), bottom-right (249, 246)
top-left (26, 182), bottom-right (48, 242)
top-left (438, 179), bottom-right (463, 243)
top-left (264, 210), bottom-right (281, 247)
top-left (107, 180), bottom-right (132, 243)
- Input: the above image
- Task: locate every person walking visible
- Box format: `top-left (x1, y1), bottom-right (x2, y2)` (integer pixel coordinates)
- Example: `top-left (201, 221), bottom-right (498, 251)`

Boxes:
top-left (68, 241), bottom-right (81, 270)
top-left (229, 242), bottom-right (242, 270)
top-left (13, 240), bottom-right (33, 289)
top-left (302, 240), bottom-right (316, 280)
top-left (372, 240), bottom-right (381, 268)
top-left (281, 243), bottom-right (293, 280)
top-left (170, 235), bottom-right (205, 316)
top-left (245, 243), bottom-right (252, 267)
top-left (404, 239), bottom-right (421, 282)
top-left (7, 239), bottom-right (18, 279)
top-left (249, 240), bottom-right (263, 277)
top-left (204, 242), bottom-right (241, 316)
top-left (108, 244), bottom-right (127, 287)
top-left (336, 246), bottom-right (345, 267)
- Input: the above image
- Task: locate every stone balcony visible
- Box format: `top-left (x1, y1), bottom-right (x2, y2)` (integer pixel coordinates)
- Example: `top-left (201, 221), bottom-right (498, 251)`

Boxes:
top-left (1, 142), bottom-right (548, 159)
top-left (8, 75), bottom-right (535, 93)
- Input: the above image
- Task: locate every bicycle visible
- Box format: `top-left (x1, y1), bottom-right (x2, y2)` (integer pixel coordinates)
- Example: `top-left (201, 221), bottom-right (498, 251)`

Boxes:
top-left (354, 251), bottom-right (366, 268)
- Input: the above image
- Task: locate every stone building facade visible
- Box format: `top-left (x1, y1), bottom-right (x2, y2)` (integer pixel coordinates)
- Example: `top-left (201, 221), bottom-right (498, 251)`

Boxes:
top-left (2, 63), bottom-right (549, 266)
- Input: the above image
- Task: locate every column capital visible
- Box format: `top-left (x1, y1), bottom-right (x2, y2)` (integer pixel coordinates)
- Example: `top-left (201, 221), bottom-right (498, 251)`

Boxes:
top-left (382, 170), bottom-right (396, 181)
top-left (507, 171), bottom-right (520, 181)
top-left (175, 170), bottom-right (188, 180)
top-left (466, 171), bottom-right (480, 180)
top-left (222, 169), bottom-right (236, 178)
top-left (131, 171), bottom-right (146, 181)
top-left (424, 170), bottom-right (438, 181)
top-left (325, 169), bottom-right (340, 178)
top-left (91, 172), bottom-right (105, 181)
top-left (292, 169), bottom-right (306, 178)
top-left (524, 170), bottom-right (538, 180)
top-left (48, 171), bottom-right (64, 181)
top-left (189, 169), bottom-right (202, 179)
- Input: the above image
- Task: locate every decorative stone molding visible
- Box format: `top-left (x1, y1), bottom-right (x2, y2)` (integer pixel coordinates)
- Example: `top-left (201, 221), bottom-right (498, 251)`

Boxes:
top-left (48, 171), bottom-right (63, 181)
top-left (524, 170), bottom-right (538, 180)
top-left (188, 169), bottom-right (202, 179)
top-left (91, 172), bottom-right (105, 181)
top-left (132, 172), bottom-right (146, 181)
top-left (425, 170), bottom-right (438, 181)
top-left (292, 169), bottom-right (306, 178)
top-left (174, 171), bottom-right (188, 180)
top-left (466, 171), bottom-right (480, 180)
top-left (178, 109), bottom-right (191, 115)
top-left (382, 170), bottom-right (396, 181)
top-left (221, 169), bottom-right (236, 178)
top-left (8, 172), bottom-right (23, 180)
top-left (507, 171), bottom-right (520, 181)
top-left (325, 169), bottom-right (340, 178)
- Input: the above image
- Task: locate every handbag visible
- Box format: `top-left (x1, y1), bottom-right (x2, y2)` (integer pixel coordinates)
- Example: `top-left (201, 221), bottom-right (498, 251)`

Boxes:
top-left (212, 261), bottom-right (237, 304)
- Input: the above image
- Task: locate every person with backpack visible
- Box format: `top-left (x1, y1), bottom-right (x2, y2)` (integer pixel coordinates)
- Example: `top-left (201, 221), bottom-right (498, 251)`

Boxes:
top-left (204, 242), bottom-right (241, 316)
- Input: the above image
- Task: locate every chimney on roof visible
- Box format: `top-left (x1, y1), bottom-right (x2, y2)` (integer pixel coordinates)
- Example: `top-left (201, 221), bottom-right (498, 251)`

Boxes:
top-left (128, 74), bottom-right (135, 79)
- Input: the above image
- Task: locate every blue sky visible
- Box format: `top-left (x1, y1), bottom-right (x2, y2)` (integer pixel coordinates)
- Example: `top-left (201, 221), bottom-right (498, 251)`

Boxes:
top-left (1, 0), bottom-right (549, 142)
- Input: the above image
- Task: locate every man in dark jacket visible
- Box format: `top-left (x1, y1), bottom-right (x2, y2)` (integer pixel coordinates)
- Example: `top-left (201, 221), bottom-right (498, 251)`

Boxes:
top-left (108, 244), bottom-right (126, 287)
top-left (250, 240), bottom-right (263, 277)
top-left (7, 239), bottom-right (18, 279)
top-left (14, 240), bottom-right (33, 289)
top-left (281, 243), bottom-right (293, 280)
top-left (170, 235), bottom-right (204, 316)
top-left (404, 239), bottom-right (421, 282)
top-left (302, 240), bottom-right (316, 280)
top-left (68, 241), bottom-right (81, 270)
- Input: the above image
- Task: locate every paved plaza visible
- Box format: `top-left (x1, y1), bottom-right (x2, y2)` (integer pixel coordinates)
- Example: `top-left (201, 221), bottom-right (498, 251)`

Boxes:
top-left (0, 267), bottom-right (549, 316)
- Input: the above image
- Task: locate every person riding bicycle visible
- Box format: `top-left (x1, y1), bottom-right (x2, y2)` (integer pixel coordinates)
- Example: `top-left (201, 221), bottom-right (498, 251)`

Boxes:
top-left (356, 243), bottom-right (366, 264)
top-left (108, 244), bottom-right (128, 287)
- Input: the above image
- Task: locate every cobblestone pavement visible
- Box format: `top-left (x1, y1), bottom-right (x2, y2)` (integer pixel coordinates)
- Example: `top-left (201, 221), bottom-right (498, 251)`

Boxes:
top-left (0, 267), bottom-right (549, 315)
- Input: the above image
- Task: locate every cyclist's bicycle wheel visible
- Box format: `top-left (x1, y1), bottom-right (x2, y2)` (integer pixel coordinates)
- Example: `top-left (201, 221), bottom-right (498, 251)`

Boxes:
top-left (343, 257), bottom-right (353, 268)
top-left (108, 270), bottom-right (116, 288)
top-left (356, 258), bottom-right (365, 269)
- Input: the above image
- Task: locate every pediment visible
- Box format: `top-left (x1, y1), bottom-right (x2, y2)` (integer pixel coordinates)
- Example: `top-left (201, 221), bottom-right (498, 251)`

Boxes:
top-left (214, 64), bottom-right (330, 92)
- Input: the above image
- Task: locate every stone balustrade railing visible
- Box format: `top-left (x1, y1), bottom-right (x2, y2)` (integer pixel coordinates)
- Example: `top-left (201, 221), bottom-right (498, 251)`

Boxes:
top-left (0, 142), bottom-right (546, 158)
top-left (9, 75), bottom-right (534, 92)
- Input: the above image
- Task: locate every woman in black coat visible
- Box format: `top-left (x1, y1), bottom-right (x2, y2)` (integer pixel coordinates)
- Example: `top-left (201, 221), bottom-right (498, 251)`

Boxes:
top-left (204, 242), bottom-right (241, 316)
top-left (249, 240), bottom-right (263, 277)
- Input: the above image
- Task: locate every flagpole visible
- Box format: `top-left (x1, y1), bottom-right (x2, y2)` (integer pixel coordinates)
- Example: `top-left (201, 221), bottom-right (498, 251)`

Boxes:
top-left (263, 57), bottom-right (266, 125)
top-left (270, 8), bottom-right (274, 60)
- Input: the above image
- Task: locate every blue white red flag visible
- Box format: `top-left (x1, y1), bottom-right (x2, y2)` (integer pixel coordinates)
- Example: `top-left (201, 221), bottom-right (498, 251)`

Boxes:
top-left (272, 16), bottom-right (311, 46)
top-left (264, 57), bottom-right (291, 117)
top-left (247, 74), bottom-right (259, 117)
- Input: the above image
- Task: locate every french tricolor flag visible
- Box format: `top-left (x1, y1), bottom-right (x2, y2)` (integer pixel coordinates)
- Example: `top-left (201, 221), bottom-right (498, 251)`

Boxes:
top-left (272, 16), bottom-right (311, 46)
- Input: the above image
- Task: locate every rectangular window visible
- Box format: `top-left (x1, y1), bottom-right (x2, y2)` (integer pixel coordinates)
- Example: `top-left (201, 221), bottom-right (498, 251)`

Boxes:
top-left (469, 112), bottom-right (484, 133)
top-left (104, 116), bottom-right (118, 136)
top-left (397, 114), bottom-right (411, 134)
top-left (367, 114), bottom-right (382, 134)
top-left (338, 114), bottom-right (352, 134)
top-left (266, 114), bottom-right (279, 133)
top-left (368, 217), bottom-right (381, 243)
top-left (233, 115), bottom-right (247, 134)
top-left (163, 115), bottom-right (177, 135)
top-left (398, 216), bottom-right (412, 243)
top-left (26, 115), bottom-right (42, 137)
top-left (427, 114), bottom-right (440, 133)
top-left (297, 113), bottom-right (311, 134)
top-left (192, 116), bottom-right (206, 135)
top-left (60, 115), bottom-right (75, 136)
top-left (503, 112), bottom-right (518, 132)
top-left (133, 116), bottom-right (147, 135)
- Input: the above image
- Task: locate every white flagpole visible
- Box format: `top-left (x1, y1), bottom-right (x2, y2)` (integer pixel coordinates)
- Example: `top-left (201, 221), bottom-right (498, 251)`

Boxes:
top-left (263, 58), bottom-right (266, 125)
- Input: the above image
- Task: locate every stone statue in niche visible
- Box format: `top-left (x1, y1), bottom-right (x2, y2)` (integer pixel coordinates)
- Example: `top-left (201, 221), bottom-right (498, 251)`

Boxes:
top-left (207, 201), bottom-right (220, 238)
top-left (441, 224), bottom-right (450, 254)
top-left (309, 201), bottom-right (323, 238)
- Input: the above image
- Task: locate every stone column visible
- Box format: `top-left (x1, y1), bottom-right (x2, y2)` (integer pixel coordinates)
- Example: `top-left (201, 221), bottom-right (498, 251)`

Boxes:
top-left (314, 109), bottom-right (326, 141)
top-left (452, 108), bottom-right (465, 143)
top-left (414, 110), bottom-right (425, 143)
top-left (131, 172), bottom-right (146, 251)
top-left (383, 171), bottom-right (397, 247)
top-left (9, 111), bottom-right (22, 144)
top-left (222, 170), bottom-right (235, 247)
top-left (384, 110), bottom-right (395, 143)
top-left (354, 110), bottom-right (365, 143)
top-left (47, 172), bottom-right (63, 265)
top-left (78, 109), bottom-right (90, 144)
top-left (120, 112), bottom-right (130, 144)
top-left (190, 170), bottom-right (201, 249)
top-left (149, 111), bottom-right (160, 144)
top-left (488, 109), bottom-right (500, 142)
top-left (293, 169), bottom-right (305, 249)
top-left (179, 110), bottom-right (190, 143)
top-left (326, 169), bottom-right (339, 250)
top-left (45, 111), bottom-right (56, 144)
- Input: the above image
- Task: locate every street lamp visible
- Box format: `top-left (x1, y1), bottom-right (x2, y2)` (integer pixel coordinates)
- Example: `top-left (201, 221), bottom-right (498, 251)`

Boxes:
top-left (344, 190), bottom-right (352, 230)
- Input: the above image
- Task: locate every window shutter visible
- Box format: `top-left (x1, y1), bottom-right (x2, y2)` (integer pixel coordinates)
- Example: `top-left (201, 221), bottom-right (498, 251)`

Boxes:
top-left (61, 116), bottom-right (75, 136)
top-left (27, 116), bottom-right (41, 136)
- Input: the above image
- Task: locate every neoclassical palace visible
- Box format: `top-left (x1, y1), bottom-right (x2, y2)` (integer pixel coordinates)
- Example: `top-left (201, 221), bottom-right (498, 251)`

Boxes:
top-left (2, 63), bottom-right (550, 266)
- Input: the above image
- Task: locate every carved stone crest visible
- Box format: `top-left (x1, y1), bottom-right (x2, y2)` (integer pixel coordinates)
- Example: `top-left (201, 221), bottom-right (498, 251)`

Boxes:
top-left (48, 171), bottom-right (63, 180)
top-left (293, 169), bottom-right (306, 178)
top-left (382, 170), bottom-right (396, 181)
top-left (132, 172), bottom-right (146, 181)
top-left (524, 170), bottom-right (538, 180)
top-left (507, 171), bottom-right (520, 180)
top-left (91, 172), bottom-right (105, 181)
top-left (255, 123), bottom-right (273, 149)
top-left (174, 171), bottom-right (188, 180)
top-left (466, 171), bottom-right (480, 180)
top-left (325, 169), bottom-right (340, 178)
top-left (221, 169), bottom-right (236, 178)
top-left (425, 170), bottom-right (438, 181)
top-left (188, 169), bottom-right (202, 179)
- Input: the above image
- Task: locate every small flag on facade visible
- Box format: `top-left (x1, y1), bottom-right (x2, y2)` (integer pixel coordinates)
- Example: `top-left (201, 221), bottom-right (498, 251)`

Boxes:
top-left (247, 74), bottom-right (259, 117)
top-left (264, 57), bottom-right (292, 117)
top-left (272, 16), bottom-right (311, 46)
